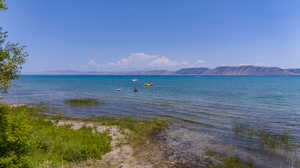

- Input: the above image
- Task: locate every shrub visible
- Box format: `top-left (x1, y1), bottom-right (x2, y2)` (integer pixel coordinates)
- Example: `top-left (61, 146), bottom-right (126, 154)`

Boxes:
top-left (0, 104), bottom-right (32, 168)
top-left (0, 104), bottom-right (112, 167)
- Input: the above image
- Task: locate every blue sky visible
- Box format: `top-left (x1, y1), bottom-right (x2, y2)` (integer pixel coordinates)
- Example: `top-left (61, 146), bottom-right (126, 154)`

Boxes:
top-left (1, 0), bottom-right (300, 72)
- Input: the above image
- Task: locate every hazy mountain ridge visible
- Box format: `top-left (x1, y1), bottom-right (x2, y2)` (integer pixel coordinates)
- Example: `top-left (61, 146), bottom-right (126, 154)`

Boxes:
top-left (287, 69), bottom-right (300, 74)
top-left (176, 68), bottom-right (210, 75)
top-left (32, 66), bottom-right (300, 76)
top-left (178, 65), bottom-right (295, 76)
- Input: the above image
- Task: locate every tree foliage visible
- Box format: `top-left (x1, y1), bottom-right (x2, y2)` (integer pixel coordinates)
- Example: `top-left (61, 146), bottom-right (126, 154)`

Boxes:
top-left (0, 0), bottom-right (6, 10)
top-left (1, 0), bottom-right (28, 93)
top-left (0, 105), bottom-right (32, 168)
top-left (0, 0), bottom-right (28, 92)
top-left (0, 29), bottom-right (28, 93)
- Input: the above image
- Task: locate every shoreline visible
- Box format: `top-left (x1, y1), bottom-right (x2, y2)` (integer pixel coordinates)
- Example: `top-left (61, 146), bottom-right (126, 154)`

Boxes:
top-left (3, 104), bottom-right (174, 168)
top-left (3, 103), bottom-right (300, 168)
top-left (1, 103), bottom-right (233, 168)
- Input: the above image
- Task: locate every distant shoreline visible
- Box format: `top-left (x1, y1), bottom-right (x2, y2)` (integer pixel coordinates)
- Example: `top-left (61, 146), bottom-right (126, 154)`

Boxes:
top-left (23, 65), bottom-right (300, 76)
top-left (20, 74), bottom-right (300, 76)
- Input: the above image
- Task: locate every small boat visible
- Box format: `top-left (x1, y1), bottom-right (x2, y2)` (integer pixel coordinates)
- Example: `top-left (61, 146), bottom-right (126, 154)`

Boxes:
top-left (132, 79), bottom-right (138, 82)
top-left (144, 82), bottom-right (153, 87)
top-left (115, 88), bottom-right (122, 91)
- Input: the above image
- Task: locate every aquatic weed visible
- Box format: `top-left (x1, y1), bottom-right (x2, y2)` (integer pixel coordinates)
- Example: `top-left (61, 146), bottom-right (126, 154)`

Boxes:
top-left (233, 123), bottom-right (292, 151)
top-left (206, 151), bottom-right (254, 168)
top-left (64, 98), bottom-right (104, 106)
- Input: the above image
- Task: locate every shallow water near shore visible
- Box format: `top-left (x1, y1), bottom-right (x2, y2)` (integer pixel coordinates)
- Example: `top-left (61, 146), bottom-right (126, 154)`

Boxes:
top-left (3, 75), bottom-right (300, 167)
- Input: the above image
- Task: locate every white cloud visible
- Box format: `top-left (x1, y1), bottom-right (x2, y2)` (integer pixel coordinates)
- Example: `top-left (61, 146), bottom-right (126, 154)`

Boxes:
top-left (108, 53), bottom-right (184, 68)
top-left (149, 56), bottom-right (178, 66)
top-left (86, 59), bottom-right (102, 69)
top-left (108, 53), bottom-right (159, 66)
top-left (86, 53), bottom-right (207, 70)
top-left (88, 59), bottom-right (98, 66)
top-left (196, 59), bottom-right (206, 64)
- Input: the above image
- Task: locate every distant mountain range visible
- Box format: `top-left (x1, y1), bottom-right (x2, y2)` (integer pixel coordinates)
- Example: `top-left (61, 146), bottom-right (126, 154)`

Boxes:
top-left (176, 66), bottom-right (300, 76)
top-left (31, 65), bottom-right (300, 76)
top-left (287, 68), bottom-right (300, 74)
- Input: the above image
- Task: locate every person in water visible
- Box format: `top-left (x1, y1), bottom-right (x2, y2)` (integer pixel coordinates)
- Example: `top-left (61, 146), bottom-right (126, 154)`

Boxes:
top-left (133, 88), bottom-right (138, 92)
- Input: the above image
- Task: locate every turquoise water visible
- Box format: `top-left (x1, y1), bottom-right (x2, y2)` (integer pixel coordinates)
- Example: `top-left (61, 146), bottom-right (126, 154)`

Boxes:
top-left (3, 75), bottom-right (300, 166)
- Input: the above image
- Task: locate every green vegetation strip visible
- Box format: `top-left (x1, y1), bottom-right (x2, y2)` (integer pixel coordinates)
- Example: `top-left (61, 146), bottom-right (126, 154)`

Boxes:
top-left (0, 104), bottom-right (111, 167)
top-left (64, 98), bottom-right (104, 106)
top-left (50, 115), bottom-right (170, 148)
top-left (0, 103), bottom-right (169, 168)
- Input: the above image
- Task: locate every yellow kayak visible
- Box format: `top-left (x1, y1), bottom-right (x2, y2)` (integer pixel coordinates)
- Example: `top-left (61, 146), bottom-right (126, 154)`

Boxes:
top-left (144, 83), bottom-right (153, 87)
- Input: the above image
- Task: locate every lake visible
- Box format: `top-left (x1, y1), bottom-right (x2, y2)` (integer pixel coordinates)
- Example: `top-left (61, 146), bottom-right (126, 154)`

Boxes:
top-left (3, 75), bottom-right (300, 167)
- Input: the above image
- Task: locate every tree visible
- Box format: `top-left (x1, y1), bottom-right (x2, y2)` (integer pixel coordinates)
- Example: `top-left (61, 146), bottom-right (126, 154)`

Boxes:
top-left (0, 1), bottom-right (30, 167)
top-left (0, 29), bottom-right (28, 93)
top-left (0, 0), bottom-right (6, 10)
top-left (0, 0), bottom-right (28, 93)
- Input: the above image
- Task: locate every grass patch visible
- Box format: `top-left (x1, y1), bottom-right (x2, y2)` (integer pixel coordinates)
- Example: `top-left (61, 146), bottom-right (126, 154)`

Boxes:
top-left (94, 116), bottom-right (169, 141)
top-left (44, 113), bottom-right (170, 165)
top-left (0, 104), bottom-right (111, 168)
top-left (233, 123), bottom-right (292, 150)
top-left (49, 115), bottom-right (170, 145)
top-left (29, 121), bottom-right (111, 167)
top-left (64, 98), bottom-right (104, 106)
